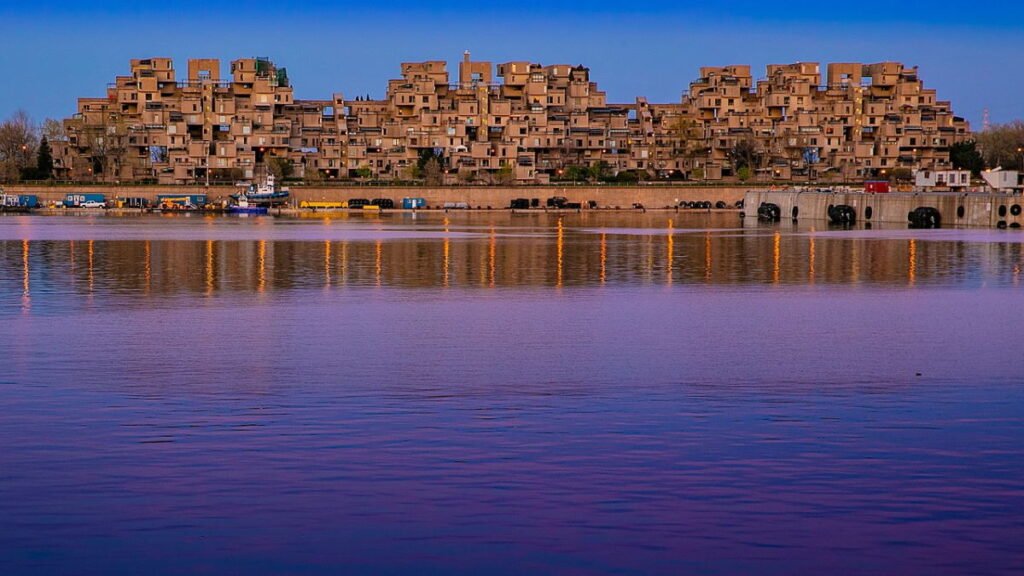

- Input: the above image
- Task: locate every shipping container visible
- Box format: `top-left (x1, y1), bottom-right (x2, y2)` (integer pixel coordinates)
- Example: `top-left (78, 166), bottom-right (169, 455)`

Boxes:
top-left (865, 181), bottom-right (891, 193)
top-left (402, 197), bottom-right (427, 209)
top-left (63, 193), bottom-right (106, 207)
top-left (17, 195), bottom-right (38, 208)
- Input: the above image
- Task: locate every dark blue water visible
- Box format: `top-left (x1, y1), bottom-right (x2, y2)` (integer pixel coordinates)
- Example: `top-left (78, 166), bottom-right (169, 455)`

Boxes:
top-left (1, 213), bottom-right (1023, 575)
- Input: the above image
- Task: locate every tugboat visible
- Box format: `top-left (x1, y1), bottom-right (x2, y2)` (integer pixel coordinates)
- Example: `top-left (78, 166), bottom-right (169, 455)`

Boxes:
top-left (227, 194), bottom-right (269, 215)
top-left (231, 174), bottom-right (290, 206)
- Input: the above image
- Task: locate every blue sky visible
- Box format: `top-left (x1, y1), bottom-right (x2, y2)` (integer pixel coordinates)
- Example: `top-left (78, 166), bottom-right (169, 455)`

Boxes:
top-left (2, 1), bottom-right (1022, 128)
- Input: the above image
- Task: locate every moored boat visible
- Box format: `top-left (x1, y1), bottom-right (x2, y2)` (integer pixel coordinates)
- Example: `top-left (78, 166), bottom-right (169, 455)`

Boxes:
top-left (231, 174), bottom-right (290, 206)
top-left (227, 194), bottom-right (269, 215)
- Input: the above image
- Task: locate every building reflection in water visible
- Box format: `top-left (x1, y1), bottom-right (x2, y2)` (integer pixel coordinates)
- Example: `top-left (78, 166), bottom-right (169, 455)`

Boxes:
top-left (666, 222), bottom-right (674, 286)
top-left (556, 218), bottom-right (564, 289)
top-left (21, 239), bottom-right (30, 312)
top-left (773, 231), bottom-right (781, 285)
top-left (1, 215), bottom-right (1022, 303)
top-left (909, 239), bottom-right (917, 286)
top-left (443, 218), bottom-right (450, 289)
top-left (808, 231), bottom-right (816, 284)
top-left (324, 240), bottom-right (331, 287)
top-left (489, 227), bottom-right (496, 289)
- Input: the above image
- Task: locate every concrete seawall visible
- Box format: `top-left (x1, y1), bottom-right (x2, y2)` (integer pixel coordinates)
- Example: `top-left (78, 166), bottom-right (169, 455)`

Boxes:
top-left (6, 184), bottom-right (749, 209)
top-left (744, 190), bottom-right (1024, 228)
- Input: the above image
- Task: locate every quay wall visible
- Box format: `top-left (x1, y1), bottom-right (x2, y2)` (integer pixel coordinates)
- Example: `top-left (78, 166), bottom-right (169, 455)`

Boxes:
top-left (5, 184), bottom-right (748, 208)
top-left (744, 190), bottom-right (1024, 228)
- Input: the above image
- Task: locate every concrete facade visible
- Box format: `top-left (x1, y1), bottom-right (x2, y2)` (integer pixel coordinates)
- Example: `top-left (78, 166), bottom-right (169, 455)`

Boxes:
top-left (51, 55), bottom-right (971, 187)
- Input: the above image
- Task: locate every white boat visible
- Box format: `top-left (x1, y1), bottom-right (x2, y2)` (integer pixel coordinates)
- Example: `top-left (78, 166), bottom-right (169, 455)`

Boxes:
top-left (232, 174), bottom-right (290, 206)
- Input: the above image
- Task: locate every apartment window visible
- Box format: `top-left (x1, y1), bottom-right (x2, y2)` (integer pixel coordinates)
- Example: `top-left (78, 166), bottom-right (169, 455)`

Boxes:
top-left (422, 96), bottom-right (429, 103)
top-left (145, 93), bottom-right (153, 101)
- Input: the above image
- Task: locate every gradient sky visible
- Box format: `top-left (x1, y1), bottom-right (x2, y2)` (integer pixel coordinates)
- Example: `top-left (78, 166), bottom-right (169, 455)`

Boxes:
top-left (2, 1), bottom-right (1022, 128)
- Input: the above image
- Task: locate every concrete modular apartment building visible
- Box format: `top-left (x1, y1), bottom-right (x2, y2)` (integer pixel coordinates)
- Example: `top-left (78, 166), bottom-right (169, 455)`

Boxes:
top-left (52, 53), bottom-right (971, 185)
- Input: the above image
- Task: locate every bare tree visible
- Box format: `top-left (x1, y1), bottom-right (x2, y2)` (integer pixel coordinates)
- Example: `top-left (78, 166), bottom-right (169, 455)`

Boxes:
top-left (976, 121), bottom-right (1024, 171)
top-left (0, 110), bottom-right (39, 182)
top-left (423, 157), bottom-right (443, 186)
top-left (668, 115), bottom-right (706, 177)
top-left (79, 114), bottom-right (136, 182)
top-left (41, 118), bottom-right (68, 143)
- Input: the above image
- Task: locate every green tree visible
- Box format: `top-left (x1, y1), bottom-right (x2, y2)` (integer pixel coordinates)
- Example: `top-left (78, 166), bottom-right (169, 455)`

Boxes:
top-left (564, 165), bottom-right (588, 182)
top-left (495, 163), bottom-right (514, 185)
top-left (736, 166), bottom-right (753, 182)
top-left (889, 167), bottom-right (913, 183)
top-left (355, 165), bottom-right (373, 180)
top-left (615, 170), bottom-right (640, 184)
top-left (588, 160), bottom-right (610, 182)
top-left (35, 136), bottom-right (53, 180)
top-left (949, 140), bottom-right (985, 176)
top-left (417, 148), bottom-right (445, 173)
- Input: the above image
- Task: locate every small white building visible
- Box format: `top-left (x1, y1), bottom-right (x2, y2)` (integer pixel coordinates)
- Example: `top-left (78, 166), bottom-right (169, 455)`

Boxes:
top-left (981, 169), bottom-right (1021, 193)
top-left (914, 169), bottom-right (971, 190)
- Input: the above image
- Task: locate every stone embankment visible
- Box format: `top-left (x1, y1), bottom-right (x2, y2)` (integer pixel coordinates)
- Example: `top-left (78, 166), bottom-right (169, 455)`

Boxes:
top-left (6, 184), bottom-right (750, 209)
top-left (745, 189), bottom-right (1024, 228)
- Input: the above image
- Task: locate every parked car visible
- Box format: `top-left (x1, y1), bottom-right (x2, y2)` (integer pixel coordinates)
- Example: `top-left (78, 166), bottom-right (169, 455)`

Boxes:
top-left (81, 200), bottom-right (106, 209)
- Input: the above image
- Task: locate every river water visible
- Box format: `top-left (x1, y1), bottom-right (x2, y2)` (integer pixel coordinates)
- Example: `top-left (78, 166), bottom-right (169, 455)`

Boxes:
top-left (1, 212), bottom-right (1022, 575)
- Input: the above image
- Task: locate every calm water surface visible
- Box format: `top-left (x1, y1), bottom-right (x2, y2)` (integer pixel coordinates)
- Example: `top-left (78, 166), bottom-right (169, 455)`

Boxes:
top-left (1, 212), bottom-right (1023, 575)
